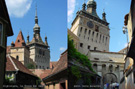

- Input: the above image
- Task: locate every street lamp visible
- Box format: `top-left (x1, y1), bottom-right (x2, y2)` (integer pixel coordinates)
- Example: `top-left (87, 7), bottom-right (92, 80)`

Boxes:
top-left (122, 26), bottom-right (129, 53)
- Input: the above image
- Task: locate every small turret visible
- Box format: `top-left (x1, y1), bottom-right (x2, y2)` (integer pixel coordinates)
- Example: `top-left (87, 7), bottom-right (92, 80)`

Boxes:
top-left (27, 34), bottom-right (29, 43)
top-left (82, 1), bottom-right (86, 11)
top-left (102, 10), bottom-right (107, 22)
top-left (11, 41), bottom-right (15, 47)
top-left (45, 36), bottom-right (48, 46)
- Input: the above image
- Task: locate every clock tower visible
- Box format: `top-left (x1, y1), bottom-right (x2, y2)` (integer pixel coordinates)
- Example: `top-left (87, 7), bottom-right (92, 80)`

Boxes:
top-left (70, 0), bottom-right (110, 55)
top-left (27, 6), bottom-right (50, 69)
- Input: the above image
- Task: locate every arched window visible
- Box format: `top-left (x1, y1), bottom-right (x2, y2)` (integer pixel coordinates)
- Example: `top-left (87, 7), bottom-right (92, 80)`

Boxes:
top-left (80, 27), bottom-right (82, 32)
top-left (92, 32), bottom-right (94, 37)
top-left (84, 29), bottom-right (87, 34)
top-left (102, 64), bottom-right (106, 71)
top-left (109, 65), bottom-right (113, 72)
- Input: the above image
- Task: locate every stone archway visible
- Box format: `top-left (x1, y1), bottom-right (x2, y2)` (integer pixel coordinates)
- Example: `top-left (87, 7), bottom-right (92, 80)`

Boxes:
top-left (103, 73), bottom-right (117, 84)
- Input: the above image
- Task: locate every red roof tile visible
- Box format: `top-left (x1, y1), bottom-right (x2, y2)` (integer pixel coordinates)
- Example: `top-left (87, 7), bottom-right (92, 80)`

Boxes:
top-left (50, 50), bottom-right (67, 75)
top-left (14, 31), bottom-right (26, 47)
top-left (40, 70), bottom-right (52, 79)
top-left (6, 55), bottom-right (36, 77)
top-left (50, 61), bottom-right (57, 69)
top-left (30, 69), bottom-right (52, 79)
top-left (6, 56), bottom-right (16, 71)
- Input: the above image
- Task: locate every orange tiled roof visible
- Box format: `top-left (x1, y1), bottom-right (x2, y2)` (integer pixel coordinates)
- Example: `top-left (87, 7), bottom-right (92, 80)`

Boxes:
top-left (30, 69), bottom-right (52, 79)
top-left (6, 55), bottom-right (36, 77)
top-left (50, 61), bottom-right (57, 69)
top-left (14, 31), bottom-right (26, 47)
top-left (50, 50), bottom-right (67, 75)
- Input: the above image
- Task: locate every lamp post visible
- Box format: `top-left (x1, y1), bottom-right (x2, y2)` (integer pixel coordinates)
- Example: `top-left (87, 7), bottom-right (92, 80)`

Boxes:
top-left (123, 26), bottom-right (129, 54)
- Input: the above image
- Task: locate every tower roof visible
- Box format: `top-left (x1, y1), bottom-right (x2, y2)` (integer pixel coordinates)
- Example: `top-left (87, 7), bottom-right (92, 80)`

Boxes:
top-left (14, 30), bottom-right (26, 47)
top-left (87, 0), bottom-right (96, 5)
top-left (28, 5), bottom-right (48, 47)
top-left (87, 0), bottom-right (99, 18)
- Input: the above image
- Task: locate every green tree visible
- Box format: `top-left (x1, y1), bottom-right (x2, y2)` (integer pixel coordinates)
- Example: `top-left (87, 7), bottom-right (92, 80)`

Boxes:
top-left (68, 35), bottom-right (96, 86)
top-left (26, 63), bottom-right (35, 69)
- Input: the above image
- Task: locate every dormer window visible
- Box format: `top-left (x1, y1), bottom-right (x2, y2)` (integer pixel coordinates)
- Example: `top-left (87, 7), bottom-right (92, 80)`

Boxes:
top-left (0, 23), bottom-right (3, 45)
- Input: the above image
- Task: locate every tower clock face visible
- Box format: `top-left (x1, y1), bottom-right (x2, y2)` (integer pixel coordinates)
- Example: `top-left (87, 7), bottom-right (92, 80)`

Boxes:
top-left (87, 21), bottom-right (94, 28)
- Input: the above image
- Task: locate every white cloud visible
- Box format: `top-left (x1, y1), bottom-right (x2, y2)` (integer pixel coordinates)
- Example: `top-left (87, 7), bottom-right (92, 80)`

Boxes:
top-left (5, 0), bottom-right (32, 18)
top-left (124, 43), bottom-right (128, 47)
top-left (68, 0), bottom-right (76, 22)
top-left (60, 47), bottom-right (66, 52)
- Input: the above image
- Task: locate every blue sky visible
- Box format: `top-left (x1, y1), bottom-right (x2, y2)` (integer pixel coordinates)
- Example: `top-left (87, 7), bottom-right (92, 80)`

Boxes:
top-left (5, 0), bottom-right (67, 61)
top-left (68, 0), bottom-right (131, 52)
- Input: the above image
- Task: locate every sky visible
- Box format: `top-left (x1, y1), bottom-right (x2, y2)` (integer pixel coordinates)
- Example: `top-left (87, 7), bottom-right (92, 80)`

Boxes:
top-left (68, 0), bottom-right (131, 52)
top-left (5, 0), bottom-right (67, 61)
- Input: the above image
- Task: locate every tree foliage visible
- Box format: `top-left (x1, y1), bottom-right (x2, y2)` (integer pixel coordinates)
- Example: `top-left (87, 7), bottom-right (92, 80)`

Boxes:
top-left (68, 35), bottom-right (94, 72)
top-left (68, 35), bottom-right (96, 85)
top-left (26, 63), bottom-right (35, 69)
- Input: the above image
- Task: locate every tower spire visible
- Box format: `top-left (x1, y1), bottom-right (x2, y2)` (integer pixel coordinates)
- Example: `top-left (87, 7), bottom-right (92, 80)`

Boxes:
top-left (35, 4), bottom-right (38, 24)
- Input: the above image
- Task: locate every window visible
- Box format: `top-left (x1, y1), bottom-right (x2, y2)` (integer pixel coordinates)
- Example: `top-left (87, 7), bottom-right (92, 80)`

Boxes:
top-left (95, 25), bottom-right (99, 32)
top-left (99, 34), bottom-right (101, 43)
top-left (39, 49), bottom-right (42, 55)
top-left (18, 40), bottom-right (20, 43)
top-left (103, 36), bottom-right (104, 43)
top-left (94, 58), bottom-right (99, 60)
top-left (96, 33), bottom-right (98, 42)
top-left (96, 33), bottom-right (98, 38)
top-left (80, 27), bottom-right (82, 32)
top-left (71, 39), bottom-right (74, 43)
top-left (94, 47), bottom-right (97, 50)
top-left (84, 29), bottom-right (87, 34)
top-left (105, 37), bottom-right (108, 45)
top-left (109, 65), bottom-right (113, 72)
top-left (16, 55), bottom-right (19, 60)
top-left (0, 23), bottom-right (3, 45)
top-left (88, 30), bottom-right (91, 35)
top-left (92, 32), bottom-right (94, 37)
top-left (88, 45), bottom-right (90, 50)
top-left (80, 43), bottom-right (83, 47)
top-left (93, 64), bottom-right (97, 72)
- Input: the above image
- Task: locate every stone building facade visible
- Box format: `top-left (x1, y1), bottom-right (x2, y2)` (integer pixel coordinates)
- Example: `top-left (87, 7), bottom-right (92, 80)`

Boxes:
top-left (69, 0), bottom-right (125, 86)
